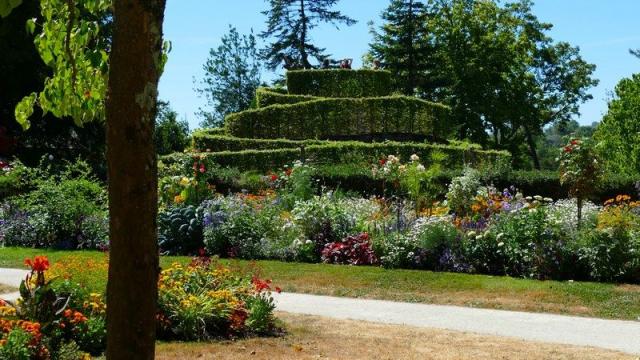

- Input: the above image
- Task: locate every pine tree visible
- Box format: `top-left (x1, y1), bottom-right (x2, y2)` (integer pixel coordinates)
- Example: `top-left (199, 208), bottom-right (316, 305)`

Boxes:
top-left (369, 0), bottom-right (435, 95)
top-left (260, 0), bottom-right (356, 70)
top-left (195, 25), bottom-right (261, 127)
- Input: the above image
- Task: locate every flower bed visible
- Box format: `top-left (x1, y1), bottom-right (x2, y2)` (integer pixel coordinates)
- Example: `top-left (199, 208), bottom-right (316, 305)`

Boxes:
top-left (157, 158), bottom-right (640, 284)
top-left (0, 255), bottom-right (280, 358)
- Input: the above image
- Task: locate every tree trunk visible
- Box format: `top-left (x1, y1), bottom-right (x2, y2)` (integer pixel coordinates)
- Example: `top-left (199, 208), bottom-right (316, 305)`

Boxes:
top-left (524, 125), bottom-right (541, 170)
top-left (299, 0), bottom-right (311, 69)
top-left (105, 1), bottom-right (166, 359)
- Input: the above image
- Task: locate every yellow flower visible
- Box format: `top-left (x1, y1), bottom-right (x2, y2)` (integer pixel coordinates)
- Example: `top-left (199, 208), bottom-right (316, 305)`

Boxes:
top-left (179, 177), bottom-right (190, 187)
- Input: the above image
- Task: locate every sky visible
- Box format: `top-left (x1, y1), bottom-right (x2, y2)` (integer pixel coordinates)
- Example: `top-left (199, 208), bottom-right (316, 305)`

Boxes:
top-left (158, 0), bottom-right (640, 130)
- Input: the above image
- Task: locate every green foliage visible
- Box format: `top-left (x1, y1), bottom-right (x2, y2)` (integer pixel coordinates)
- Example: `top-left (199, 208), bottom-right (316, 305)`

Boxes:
top-left (368, 0), bottom-right (597, 167)
top-left (0, 159), bottom-right (107, 249)
top-left (368, 0), bottom-right (435, 95)
top-left (594, 73), bottom-right (640, 177)
top-left (195, 25), bottom-right (261, 127)
top-left (155, 101), bottom-right (190, 155)
top-left (15, 0), bottom-right (112, 129)
top-left (0, 328), bottom-right (32, 360)
top-left (577, 227), bottom-right (640, 283)
top-left (559, 138), bottom-right (603, 225)
top-left (445, 167), bottom-right (483, 216)
top-left (286, 69), bottom-right (392, 97)
top-left (0, 0), bottom-right (22, 18)
top-left (226, 95), bottom-right (450, 140)
top-left (260, 0), bottom-right (356, 70)
top-left (255, 87), bottom-right (319, 107)
top-left (157, 205), bottom-right (205, 255)
top-left (161, 141), bottom-right (510, 173)
top-left (192, 134), bottom-right (326, 152)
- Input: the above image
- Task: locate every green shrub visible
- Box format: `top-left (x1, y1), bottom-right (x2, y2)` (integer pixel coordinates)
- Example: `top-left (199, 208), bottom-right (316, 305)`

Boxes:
top-left (225, 96), bottom-right (450, 140)
top-left (192, 134), bottom-right (326, 152)
top-left (255, 87), bottom-right (319, 108)
top-left (161, 142), bottom-right (510, 173)
top-left (158, 205), bottom-right (205, 255)
top-left (2, 177), bottom-right (107, 249)
top-left (286, 69), bottom-right (392, 97)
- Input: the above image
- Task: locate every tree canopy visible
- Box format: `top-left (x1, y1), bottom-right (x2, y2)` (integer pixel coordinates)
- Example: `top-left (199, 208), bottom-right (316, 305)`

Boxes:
top-left (260, 0), bottom-right (356, 70)
top-left (195, 25), bottom-right (261, 128)
top-left (368, 0), bottom-right (598, 169)
top-left (368, 0), bottom-right (437, 95)
top-left (594, 73), bottom-right (640, 177)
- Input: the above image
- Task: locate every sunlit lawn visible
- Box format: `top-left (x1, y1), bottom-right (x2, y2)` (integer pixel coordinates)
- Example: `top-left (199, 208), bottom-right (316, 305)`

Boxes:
top-left (1, 247), bottom-right (639, 320)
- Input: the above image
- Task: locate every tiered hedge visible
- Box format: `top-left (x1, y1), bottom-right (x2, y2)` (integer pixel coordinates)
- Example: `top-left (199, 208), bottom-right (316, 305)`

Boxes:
top-left (255, 87), bottom-right (319, 108)
top-left (225, 96), bottom-right (450, 140)
top-left (161, 141), bottom-right (510, 173)
top-left (286, 69), bottom-right (392, 98)
top-left (192, 134), bottom-right (327, 152)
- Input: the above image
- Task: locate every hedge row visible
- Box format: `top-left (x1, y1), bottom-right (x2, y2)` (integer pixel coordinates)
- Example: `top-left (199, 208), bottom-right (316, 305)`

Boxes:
top-left (161, 141), bottom-right (510, 173)
top-left (192, 134), bottom-right (327, 152)
top-left (255, 87), bottom-right (319, 108)
top-left (225, 96), bottom-right (450, 140)
top-left (286, 69), bottom-right (392, 98)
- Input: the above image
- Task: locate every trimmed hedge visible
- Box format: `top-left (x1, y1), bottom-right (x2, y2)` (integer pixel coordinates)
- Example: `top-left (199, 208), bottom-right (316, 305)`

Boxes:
top-left (255, 87), bottom-right (319, 108)
top-left (161, 141), bottom-right (510, 173)
top-left (192, 134), bottom-right (327, 152)
top-left (286, 69), bottom-right (392, 98)
top-left (225, 96), bottom-right (450, 140)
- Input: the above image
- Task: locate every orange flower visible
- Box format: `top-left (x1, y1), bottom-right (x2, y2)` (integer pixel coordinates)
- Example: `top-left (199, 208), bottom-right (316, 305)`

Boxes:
top-left (24, 256), bottom-right (50, 272)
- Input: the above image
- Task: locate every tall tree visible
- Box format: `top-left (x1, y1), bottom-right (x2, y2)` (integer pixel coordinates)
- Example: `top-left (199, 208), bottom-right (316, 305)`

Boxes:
top-left (195, 25), bottom-right (261, 127)
top-left (106, 0), bottom-right (166, 358)
top-left (2, 0), bottom-right (167, 357)
top-left (593, 73), bottom-right (640, 177)
top-left (260, 0), bottom-right (356, 70)
top-left (406, 0), bottom-right (597, 168)
top-left (368, 0), bottom-right (436, 95)
top-left (155, 100), bottom-right (189, 155)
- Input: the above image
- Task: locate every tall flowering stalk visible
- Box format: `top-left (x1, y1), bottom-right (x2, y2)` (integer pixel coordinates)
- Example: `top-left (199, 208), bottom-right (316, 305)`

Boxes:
top-left (558, 138), bottom-right (602, 227)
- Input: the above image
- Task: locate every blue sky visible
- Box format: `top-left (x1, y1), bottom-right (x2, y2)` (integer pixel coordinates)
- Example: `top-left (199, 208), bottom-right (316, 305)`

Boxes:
top-left (158, 0), bottom-right (640, 130)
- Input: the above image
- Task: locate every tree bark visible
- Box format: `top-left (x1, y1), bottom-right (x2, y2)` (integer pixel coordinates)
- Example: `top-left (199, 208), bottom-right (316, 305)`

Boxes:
top-left (524, 125), bottom-right (541, 170)
top-left (105, 0), bottom-right (165, 359)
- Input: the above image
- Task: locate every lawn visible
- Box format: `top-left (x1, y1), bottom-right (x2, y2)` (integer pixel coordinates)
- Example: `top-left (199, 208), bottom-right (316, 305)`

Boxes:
top-left (1, 247), bottom-right (639, 320)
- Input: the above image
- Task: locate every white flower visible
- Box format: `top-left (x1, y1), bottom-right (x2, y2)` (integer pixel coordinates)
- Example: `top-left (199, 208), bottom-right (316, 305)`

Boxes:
top-left (305, 239), bottom-right (313, 245)
top-left (534, 195), bottom-right (543, 201)
top-left (496, 233), bottom-right (504, 240)
top-left (410, 154), bottom-right (420, 162)
top-left (475, 235), bottom-right (483, 240)
top-left (416, 164), bottom-right (425, 171)
top-left (399, 165), bottom-right (407, 172)
top-left (467, 231), bottom-right (477, 237)
top-left (497, 242), bottom-right (504, 247)
top-left (543, 197), bottom-right (553, 203)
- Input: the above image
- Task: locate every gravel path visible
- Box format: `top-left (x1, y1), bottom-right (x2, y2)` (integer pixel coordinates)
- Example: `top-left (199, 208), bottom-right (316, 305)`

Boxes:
top-left (1, 268), bottom-right (638, 354)
top-left (271, 292), bottom-right (640, 355)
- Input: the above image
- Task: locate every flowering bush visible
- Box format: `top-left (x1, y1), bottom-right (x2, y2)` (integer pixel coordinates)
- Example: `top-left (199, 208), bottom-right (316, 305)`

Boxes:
top-left (558, 138), bottom-right (603, 226)
top-left (268, 161), bottom-right (315, 209)
top-left (321, 233), bottom-right (378, 266)
top-left (157, 256), bottom-right (280, 340)
top-left (0, 256), bottom-right (106, 359)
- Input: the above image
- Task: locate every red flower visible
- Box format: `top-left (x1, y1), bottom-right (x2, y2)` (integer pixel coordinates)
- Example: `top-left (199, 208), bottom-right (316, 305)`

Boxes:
top-left (24, 256), bottom-right (49, 272)
top-left (285, 168), bottom-right (292, 177)
top-left (563, 146), bottom-right (572, 153)
top-left (199, 164), bottom-right (206, 173)
top-left (270, 174), bottom-right (278, 182)
top-left (251, 276), bottom-right (272, 293)
top-left (275, 287), bottom-right (282, 294)
top-left (570, 139), bottom-right (580, 146)
top-left (378, 158), bottom-right (386, 165)
top-left (192, 162), bottom-right (198, 171)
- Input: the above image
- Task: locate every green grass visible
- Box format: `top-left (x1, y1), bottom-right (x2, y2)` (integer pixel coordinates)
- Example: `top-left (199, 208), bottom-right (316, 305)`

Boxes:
top-left (1, 247), bottom-right (639, 320)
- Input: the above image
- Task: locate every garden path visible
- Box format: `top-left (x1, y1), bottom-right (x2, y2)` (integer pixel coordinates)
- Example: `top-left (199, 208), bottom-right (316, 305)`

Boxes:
top-left (0, 268), bottom-right (638, 354)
